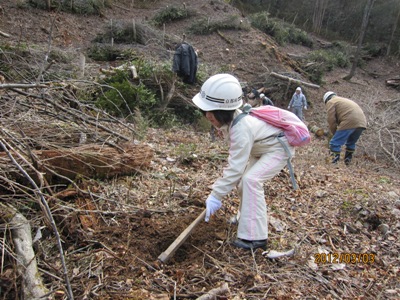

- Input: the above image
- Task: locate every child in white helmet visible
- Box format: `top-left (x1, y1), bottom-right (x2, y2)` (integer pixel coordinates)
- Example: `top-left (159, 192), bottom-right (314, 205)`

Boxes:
top-left (192, 73), bottom-right (295, 250)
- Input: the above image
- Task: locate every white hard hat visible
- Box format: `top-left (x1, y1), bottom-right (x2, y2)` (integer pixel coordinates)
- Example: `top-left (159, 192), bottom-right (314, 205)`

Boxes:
top-left (296, 87), bottom-right (301, 91)
top-left (192, 74), bottom-right (243, 111)
top-left (323, 91), bottom-right (336, 103)
top-left (259, 93), bottom-right (265, 98)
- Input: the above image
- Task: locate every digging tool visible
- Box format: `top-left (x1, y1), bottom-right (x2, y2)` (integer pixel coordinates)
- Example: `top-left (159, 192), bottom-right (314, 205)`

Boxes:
top-left (158, 209), bottom-right (206, 263)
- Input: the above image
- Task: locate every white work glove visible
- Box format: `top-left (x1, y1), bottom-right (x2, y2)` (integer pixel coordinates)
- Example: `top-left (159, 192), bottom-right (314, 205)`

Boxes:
top-left (205, 194), bottom-right (222, 222)
top-left (287, 106), bottom-right (290, 109)
top-left (304, 106), bottom-right (307, 110)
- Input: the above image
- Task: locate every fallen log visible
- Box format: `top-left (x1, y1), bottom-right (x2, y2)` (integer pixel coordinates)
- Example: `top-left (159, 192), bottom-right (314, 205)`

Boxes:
top-left (309, 124), bottom-right (326, 137)
top-left (316, 39), bottom-right (334, 48)
top-left (0, 142), bottom-right (154, 184)
top-left (270, 72), bottom-right (320, 89)
top-left (287, 53), bottom-right (308, 60)
top-left (217, 29), bottom-right (233, 45)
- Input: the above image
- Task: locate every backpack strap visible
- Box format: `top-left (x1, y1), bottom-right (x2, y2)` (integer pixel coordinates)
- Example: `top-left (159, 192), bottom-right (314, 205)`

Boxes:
top-left (277, 136), bottom-right (298, 190)
top-left (231, 104), bottom-right (252, 127)
top-left (232, 112), bottom-right (248, 127)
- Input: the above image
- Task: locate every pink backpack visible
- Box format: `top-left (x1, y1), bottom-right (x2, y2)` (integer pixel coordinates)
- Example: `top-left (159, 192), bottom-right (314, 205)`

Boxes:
top-left (233, 104), bottom-right (311, 147)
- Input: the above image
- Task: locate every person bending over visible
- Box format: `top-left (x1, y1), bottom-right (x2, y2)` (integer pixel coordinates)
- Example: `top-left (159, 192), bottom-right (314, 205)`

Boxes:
top-left (192, 73), bottom-right (295, 250)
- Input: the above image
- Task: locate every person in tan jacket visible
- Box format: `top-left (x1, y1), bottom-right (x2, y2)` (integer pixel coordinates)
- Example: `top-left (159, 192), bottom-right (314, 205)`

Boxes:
top-left (323, 92), bottom-right (367, 165)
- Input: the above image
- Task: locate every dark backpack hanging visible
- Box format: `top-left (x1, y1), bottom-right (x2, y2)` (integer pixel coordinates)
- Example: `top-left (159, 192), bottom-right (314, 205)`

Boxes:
top-left (172, 42), bottom-right (198, 84)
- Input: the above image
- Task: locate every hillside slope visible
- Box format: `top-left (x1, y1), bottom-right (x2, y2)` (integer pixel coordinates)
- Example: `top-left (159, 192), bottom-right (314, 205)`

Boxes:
top-left (1, 1), bottom-right (399, 299)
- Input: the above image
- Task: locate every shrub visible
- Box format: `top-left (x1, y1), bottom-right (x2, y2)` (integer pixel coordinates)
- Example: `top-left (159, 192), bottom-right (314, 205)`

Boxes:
top-left (173, 143), bottom-right (198, 164)
top-left (188, 15), bottom-right (249, 35)
top-left (308, 47), bottom-right (350, 71)
top-left (363, 43), bottom-right (387, 58)
top-left (93, 58), bottom-right (199, 127)
top-left (96, 74), bottom-right (157, 120)
top-left (249, 12), bottom-right (313, 47)
top-left (87, 44), bottom-right (125, 61)
top-left (132, 108), bottom-right (149, 140)
top-left (287, 27), bottom-right (313, 47)
top-left (303, 45), bottom-right (351, 84)
top-left (28, 0), bottom-right (112, 15)
top-left (93, 21), bottom-right (174, 47)
top-left (303, 63), bottom-right (325, 85)
top-left (152, 5), bottom-right (192, 26)
top-left (361, 93), bottom-right (400, 168)
top-left (194, 114), bottom-right (213, 133)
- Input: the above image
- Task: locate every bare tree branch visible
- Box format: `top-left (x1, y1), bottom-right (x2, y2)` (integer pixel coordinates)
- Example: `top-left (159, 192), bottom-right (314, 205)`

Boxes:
top-left (0, 139), bottom-right (75, 300)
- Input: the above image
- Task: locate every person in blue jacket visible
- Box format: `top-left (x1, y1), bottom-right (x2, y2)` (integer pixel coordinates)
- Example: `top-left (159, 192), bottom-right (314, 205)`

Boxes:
top-left (288, 87), bottom-right (307, 121)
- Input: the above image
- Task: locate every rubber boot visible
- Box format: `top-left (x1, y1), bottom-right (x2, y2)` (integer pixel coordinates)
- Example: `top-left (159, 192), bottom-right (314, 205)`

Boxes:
top-left (344, 149), bottom-right (354, 165)
top-left (330, 151), bottom-right (340, 164)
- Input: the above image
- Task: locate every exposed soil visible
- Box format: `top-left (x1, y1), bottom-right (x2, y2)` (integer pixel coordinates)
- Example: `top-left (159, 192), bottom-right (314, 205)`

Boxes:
top-left (1, 1), bottom-right (399, 299)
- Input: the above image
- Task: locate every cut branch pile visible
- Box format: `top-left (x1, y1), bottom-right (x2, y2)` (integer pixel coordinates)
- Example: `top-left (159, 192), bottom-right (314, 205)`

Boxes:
top-left (0, 83), bottom-right (154, 296)
top-left (0, 83), bottom-right (156, 184)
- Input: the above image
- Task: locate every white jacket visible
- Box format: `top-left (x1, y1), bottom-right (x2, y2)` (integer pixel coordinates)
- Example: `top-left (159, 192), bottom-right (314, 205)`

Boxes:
top-left (211, 109), bottom-right (292, 200)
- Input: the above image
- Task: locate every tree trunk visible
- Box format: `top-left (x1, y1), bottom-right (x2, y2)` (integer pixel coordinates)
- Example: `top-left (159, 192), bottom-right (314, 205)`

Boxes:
top-left (312, 0), bottom-right (328, 34)
top-left (0, 142), bottom-right (154, 184)
top-left (344, 0), bottom-right (375, 81)
top-left (386, 5), bottom-right (400, 56)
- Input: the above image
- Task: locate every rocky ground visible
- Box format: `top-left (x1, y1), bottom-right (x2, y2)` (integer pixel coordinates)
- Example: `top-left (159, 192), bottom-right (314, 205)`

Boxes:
top-left (1, 0), bottom-right (399, 299)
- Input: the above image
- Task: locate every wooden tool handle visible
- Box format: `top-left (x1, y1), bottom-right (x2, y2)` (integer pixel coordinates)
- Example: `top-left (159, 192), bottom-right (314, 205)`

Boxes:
top-left (158, 209), bottom-right (206, 263)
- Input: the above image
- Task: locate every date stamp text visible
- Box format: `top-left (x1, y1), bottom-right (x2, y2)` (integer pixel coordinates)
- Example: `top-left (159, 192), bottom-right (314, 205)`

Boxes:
top-left (314, 253), bottom-right (375, 264)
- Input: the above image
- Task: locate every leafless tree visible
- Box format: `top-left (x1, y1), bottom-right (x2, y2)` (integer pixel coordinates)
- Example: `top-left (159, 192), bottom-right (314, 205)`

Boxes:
top-left (386, 3), bottom-right (400, 56)
top-left (312, 0), bottom-right (328, 34)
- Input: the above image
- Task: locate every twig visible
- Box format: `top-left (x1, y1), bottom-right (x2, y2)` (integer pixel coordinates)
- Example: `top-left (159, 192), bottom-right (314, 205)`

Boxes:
top-left (0, 30), bottom-right (10, 38)
top-left (378, 129), bottom-right (399, 166)
top-left (217, 30), bottom-right (233, 45)
top-left (10, 87), bottom-right (136, 141)
top-left (113, 3), bottom-right (131, 12)
top-left (0, 83), bottom-right (47, 89)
